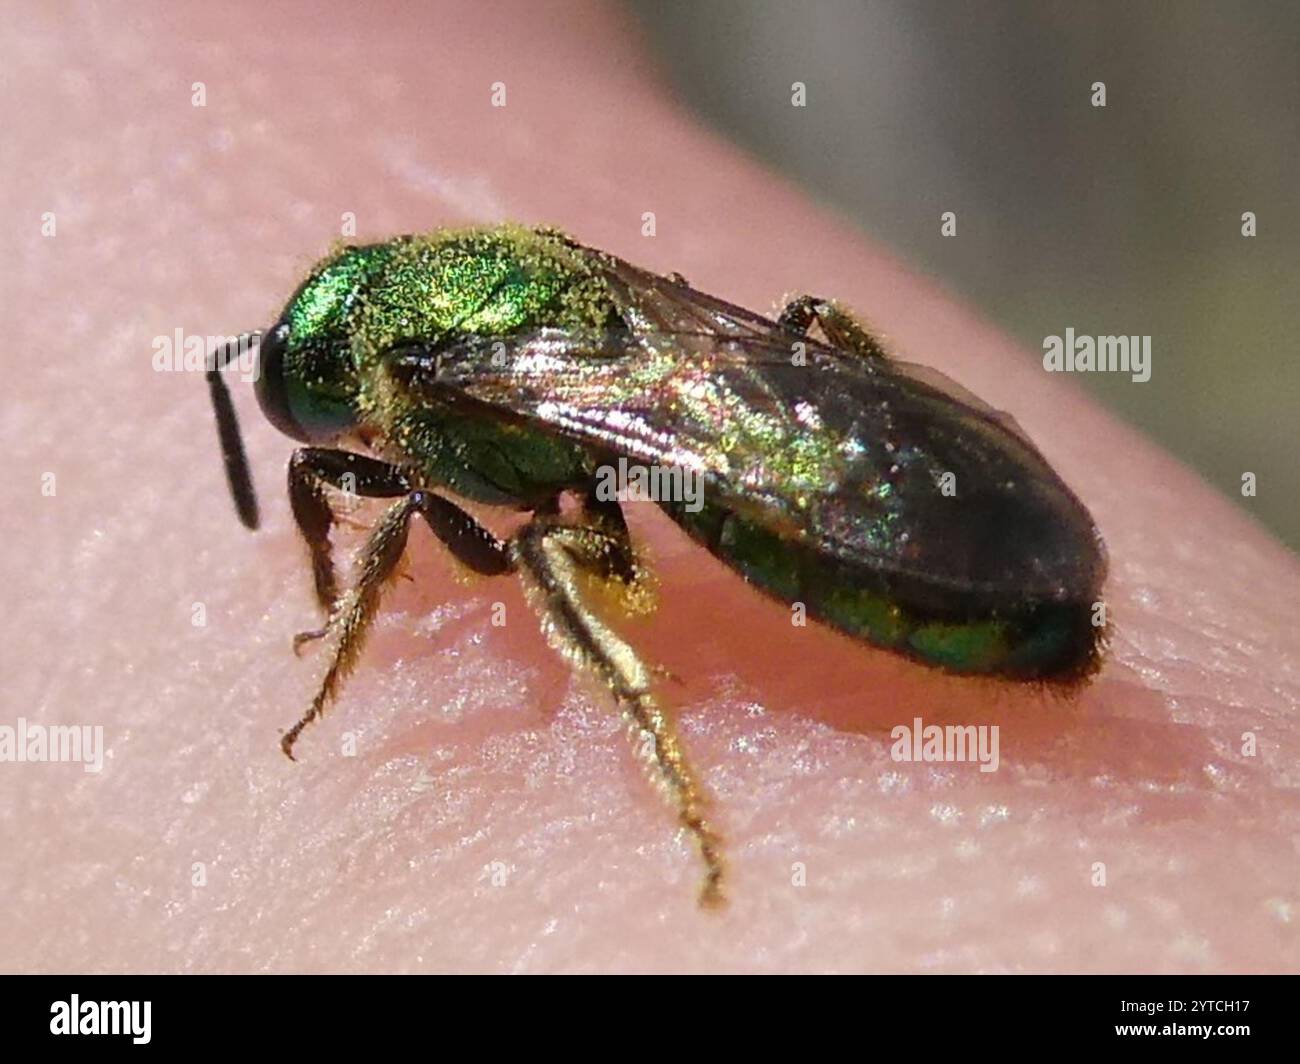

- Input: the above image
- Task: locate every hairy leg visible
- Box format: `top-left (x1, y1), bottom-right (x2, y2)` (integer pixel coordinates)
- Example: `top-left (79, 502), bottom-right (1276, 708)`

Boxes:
top-left (778, 294), bottom-right (889, 362)
top-left (287, 449), bottom-right (412, 646)
top-left (282, 489), bottom-right (511, 759)
top-left (513, 518), bottom-right (725, 906)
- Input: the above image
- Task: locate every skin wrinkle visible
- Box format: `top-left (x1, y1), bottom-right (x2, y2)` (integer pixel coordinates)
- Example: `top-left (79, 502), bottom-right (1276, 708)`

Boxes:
top-left (1, 1), bottom-right (1297, 973)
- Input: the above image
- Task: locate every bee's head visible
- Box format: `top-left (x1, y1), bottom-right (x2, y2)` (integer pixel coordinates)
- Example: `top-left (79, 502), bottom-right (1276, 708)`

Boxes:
top-left (254, 249), bottom-right (374, 444)
top-left (207, 244), bottom-right (386, 529)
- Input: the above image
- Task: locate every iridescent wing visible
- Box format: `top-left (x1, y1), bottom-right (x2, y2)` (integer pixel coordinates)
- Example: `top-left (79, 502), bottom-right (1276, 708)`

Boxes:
top-left (388, 253), bottom-right (1103, 601)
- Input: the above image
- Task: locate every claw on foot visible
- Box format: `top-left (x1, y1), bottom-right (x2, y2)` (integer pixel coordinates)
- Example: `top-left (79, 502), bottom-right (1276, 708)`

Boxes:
top-left (292, 628), bottom-right (328, 656)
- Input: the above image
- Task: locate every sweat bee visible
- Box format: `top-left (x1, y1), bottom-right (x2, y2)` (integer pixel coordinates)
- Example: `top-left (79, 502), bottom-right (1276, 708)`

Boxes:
top-left (206, 223), bottom-right (1107, 906)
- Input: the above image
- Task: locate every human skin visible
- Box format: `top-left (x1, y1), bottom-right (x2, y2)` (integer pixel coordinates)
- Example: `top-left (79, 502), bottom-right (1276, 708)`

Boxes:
top-left (2, 1), bottom-right (1297, 974)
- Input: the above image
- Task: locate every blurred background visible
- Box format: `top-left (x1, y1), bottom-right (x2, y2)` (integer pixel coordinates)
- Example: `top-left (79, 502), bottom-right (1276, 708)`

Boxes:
top-left (629, 0), bottom-right (1299, 550)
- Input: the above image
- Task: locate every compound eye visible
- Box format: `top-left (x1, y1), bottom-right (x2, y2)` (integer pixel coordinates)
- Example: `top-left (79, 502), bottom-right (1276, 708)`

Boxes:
top-left (254, 319), bottom-right (358, 443)
top-left (253, 321), bottom-right (309, 441)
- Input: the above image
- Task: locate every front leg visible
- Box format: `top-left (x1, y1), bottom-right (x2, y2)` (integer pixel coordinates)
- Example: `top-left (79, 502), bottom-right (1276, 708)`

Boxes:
top-left (512, 518), bottom-right (725, 907)
top-left (281, 489), bottom-right (512, 760)
top-left (288, 448), bottom-right (412, 618)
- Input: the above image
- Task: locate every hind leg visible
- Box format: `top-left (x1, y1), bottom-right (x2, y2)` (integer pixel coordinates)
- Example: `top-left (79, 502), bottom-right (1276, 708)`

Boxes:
top-left (778, 293), bottom-right (889, 362)
top-left (512, 517), bottom-right (724, 907)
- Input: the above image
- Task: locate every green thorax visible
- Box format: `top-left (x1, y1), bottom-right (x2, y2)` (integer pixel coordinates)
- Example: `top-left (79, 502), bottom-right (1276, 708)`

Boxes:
top-left (299, 225), bottom-right (616, 504)
top-left (346, 224), bottom-right (617, 358)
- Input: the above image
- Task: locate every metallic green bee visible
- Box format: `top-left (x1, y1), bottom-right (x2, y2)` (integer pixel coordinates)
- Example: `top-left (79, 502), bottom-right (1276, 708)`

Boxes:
top-left (207, 223), bottom-right (1107, 906)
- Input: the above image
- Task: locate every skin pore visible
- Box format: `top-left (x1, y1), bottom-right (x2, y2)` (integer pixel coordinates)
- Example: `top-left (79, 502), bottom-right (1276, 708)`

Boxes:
top-left (2, 1), bottom-right (1297, 972)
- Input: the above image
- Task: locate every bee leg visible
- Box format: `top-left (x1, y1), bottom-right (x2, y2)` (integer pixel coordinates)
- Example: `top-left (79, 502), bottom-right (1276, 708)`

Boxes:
top-left (512, 519), bottom-right (725, 907)
top-left (778, 294), bottom-right (889, 362)
top-left (578, 487), bottom-right (639, 584)
top-left (287, 448), bottom-right (413, 644)
top-left (281, 489), bottom-right (511, 760)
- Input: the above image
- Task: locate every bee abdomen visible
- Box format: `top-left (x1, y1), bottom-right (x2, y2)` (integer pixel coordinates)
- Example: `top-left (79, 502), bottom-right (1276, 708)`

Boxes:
top-left (664, 500), bottom-right (1103, 682)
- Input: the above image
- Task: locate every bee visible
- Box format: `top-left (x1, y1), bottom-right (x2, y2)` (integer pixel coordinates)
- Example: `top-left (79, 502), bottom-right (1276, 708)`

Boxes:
top-left (206, 223), bottom-right (1107, 906)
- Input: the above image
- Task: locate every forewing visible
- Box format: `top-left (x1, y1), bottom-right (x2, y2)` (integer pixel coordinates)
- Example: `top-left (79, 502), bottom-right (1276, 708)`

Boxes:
top-left (390, 256), bottom-right (1101, 599)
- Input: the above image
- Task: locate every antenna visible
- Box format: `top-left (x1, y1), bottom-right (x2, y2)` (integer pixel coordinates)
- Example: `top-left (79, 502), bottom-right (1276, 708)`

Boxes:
top-left (206, 331), bottom-right (262, 529)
